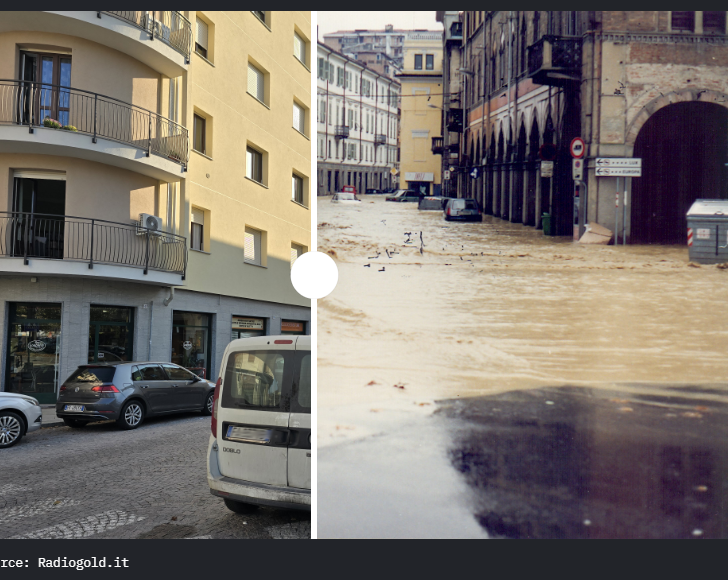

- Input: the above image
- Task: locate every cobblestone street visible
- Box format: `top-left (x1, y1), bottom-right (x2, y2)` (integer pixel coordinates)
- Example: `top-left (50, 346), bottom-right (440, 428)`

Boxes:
top-left (0, 414), bottom-right (310, 539)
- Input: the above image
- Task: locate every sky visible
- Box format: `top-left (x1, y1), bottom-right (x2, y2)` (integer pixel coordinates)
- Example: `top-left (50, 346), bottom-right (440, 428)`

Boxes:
top-left (316, 11), bottom-right (441, 40)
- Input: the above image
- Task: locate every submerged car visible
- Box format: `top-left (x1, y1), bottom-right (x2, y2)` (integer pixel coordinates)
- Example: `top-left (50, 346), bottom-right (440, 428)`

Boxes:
top-left (444, 198), bottom-right (482, 222)
top-left (56, 362), bottom-right (216, 429)
top-left (341, 185), bottom-right (357, 194)
top-left (0, 392), bottom-right (42, 448)
top-left (385, 189), bottom-right (423, 202)
top-left (418, 196), bottom-right (447, 211)
top-left (331, 192), bottom-right (361, 204)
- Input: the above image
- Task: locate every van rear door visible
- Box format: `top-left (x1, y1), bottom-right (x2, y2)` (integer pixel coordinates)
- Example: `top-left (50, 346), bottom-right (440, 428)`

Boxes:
top-left (288, 336), bottom-right (311, 489)
top-left (216, 344), bottom-right (294, 487)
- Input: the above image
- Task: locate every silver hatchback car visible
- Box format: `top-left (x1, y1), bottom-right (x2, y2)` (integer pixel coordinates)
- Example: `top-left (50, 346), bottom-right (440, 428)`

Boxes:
top-left (56, 362), bottom-right (216, 430)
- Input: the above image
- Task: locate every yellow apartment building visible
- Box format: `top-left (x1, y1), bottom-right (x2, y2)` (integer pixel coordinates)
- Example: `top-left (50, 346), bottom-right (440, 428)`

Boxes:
top-left (0, 11), bottom-right (311, 402)
top-left (397, 30), bottom-right (444, 196)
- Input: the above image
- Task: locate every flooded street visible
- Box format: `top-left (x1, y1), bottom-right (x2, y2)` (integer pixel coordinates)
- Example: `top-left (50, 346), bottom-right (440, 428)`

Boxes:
top-left (317, 195), bottom-right (728, 538)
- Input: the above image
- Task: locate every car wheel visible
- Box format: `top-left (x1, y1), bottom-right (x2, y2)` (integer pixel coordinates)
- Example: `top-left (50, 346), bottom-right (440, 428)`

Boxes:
top-left (63, 418), bottom-right (87, 428)
top-left (224, 498), bottom-right (258, 514)
top-left (0, 411), bottom-right (24, 449)
top-left (116, 400), bottom-right (144, 430)
top-left (202, 391), bottom-right (214, 416)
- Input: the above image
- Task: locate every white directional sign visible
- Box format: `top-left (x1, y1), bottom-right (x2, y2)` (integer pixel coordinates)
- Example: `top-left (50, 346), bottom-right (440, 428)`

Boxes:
top-left (595, 158), bottom-right (642, 177)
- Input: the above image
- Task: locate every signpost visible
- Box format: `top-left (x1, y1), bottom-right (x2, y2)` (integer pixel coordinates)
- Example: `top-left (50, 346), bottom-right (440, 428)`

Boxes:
top-left (572, 159), bottom-right (584, 181)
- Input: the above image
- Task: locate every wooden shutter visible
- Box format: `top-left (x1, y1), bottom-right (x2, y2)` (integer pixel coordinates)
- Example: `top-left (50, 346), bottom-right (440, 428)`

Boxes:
top-left (248, 63), bottom-right (264, 102)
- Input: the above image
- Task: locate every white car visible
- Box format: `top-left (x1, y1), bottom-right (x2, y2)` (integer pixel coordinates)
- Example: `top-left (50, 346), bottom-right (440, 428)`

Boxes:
top-left (0, 392), bottom-right (42, 448)
top-left (208, 335), bottom-right (311, 512)
top-left (331, 192), bottom-right (361, 204)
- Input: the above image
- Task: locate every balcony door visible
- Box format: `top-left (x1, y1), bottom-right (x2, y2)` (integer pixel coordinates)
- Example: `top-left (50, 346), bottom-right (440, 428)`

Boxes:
top-left (19, 51), bottom-right (72, 126)
top-left (11, 175), bottom-right (66, 259)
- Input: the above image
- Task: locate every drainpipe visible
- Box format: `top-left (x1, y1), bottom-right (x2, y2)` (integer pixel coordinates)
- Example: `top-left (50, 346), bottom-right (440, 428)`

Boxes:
top-left (147, 300), bottom-right (154, 360)
top-left (163, 286), bottom-right (175, 306)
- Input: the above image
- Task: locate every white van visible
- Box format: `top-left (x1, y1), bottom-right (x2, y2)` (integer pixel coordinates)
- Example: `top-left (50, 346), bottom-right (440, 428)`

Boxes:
top-left (207, 335), bottom-right (311, 513)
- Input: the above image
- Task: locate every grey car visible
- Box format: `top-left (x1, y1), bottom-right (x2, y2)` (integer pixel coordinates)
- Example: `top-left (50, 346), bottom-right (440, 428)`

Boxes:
top-left (56, 362), bottom-right (216, 430)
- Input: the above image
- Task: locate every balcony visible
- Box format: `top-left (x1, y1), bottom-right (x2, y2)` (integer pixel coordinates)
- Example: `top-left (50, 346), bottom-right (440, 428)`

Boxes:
top-left (431, 136), bottom-right (444, 155)
top-left (527, 35), bottom-right (582, 87)
top-left (0, 12), bottom-right (190, 77)
top-left (0, 211), bottom-right (187, 285)
top-left (0, 80), bottom-right (188, 181)
top-left (374, 134), bottom-right (387, 146)
top-left (448, 21), bottom-right (463, 41)
top-left (334, 125), bottom-right (350, 139)
top-left (447, 108), bottom-right (463, 133)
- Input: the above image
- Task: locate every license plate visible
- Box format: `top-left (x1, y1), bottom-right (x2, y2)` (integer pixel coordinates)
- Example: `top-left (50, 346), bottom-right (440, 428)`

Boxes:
top-left (64, 405), bottom-right (85, 412)
top-left (226, 425), bottom-right (271, 444)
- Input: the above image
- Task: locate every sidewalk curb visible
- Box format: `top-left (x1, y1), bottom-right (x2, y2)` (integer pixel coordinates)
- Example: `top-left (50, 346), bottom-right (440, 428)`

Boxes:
top-left (41, 405), bottom-right (64, 428)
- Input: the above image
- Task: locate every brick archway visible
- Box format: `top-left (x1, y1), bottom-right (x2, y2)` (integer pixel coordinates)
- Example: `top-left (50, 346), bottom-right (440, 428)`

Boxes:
top-left (626, 89), bottom-right (728, 148)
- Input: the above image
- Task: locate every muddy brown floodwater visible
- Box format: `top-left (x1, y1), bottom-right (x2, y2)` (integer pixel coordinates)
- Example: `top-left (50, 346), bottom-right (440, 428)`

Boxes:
top-left (317, 196), bottom-right (728, 538)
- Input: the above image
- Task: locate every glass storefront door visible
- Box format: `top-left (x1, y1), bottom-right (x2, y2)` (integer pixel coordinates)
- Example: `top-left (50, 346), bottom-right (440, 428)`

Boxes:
top-left (88, 306), bottom-right (134, 363)
top-left (172, 311), bottom-right (212, 379)
top-left (6, 303), bottom-right (62, 404)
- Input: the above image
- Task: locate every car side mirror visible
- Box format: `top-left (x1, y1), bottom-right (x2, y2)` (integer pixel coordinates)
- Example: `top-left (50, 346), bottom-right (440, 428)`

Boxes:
top-left (191, 375), bottom-right (201, 383)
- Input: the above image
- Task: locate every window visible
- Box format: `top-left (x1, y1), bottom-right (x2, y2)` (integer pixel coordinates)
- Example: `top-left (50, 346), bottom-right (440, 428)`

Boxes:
top-left (318, 57), bottom-right (325, 79)
top-left (293, 101), bottom-right (305, 134)
top-left (703, 12), bottom-right (726, 34)
top-left (196, 17), bottom-right (208, 58)
top-left (252, 11), bottom-right (270, 28)
top-left (292, 173), bottom-right (305, 204)
top-left (426, 54), bottom-right (434, 70)
top-left (294, 32), bottom-right (306, 65)
top-left (672, 11), bottom-right (695, 31)
top-left (246, 146), bottom-right (263, 184)
top-left (414, 54), bottom-right (423, 70)
top-left (291, 243), bottom-right (305, 268)
top-left (193, 114), bottom-right (206, 154)
top-left (244, 227), bottom-right (262, 265)
top-left (247, 62), bottom-right (265, 103)
top-left (191, 207), bottom-right (204, 251)
top-left (221, 350), bottom-right (289, 409)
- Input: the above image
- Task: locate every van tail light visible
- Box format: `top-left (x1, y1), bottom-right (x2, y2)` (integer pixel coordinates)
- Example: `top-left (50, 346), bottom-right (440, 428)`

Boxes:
top-left (447, 207), bottom-right (451, 216)
top-left (211, 377), bottom-right (222, 437)
top-left (59, 385), bottom-right (67, 392)
top-left (91, 385), bottom-right (120, 393)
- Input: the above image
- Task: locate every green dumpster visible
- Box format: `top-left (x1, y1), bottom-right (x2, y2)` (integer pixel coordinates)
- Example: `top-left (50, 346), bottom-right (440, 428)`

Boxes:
top-left (542, 212), bottom-right (552, 236)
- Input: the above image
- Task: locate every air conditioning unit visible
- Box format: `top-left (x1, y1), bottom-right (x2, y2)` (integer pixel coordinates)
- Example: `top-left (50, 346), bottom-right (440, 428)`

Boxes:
top-left (137, 213), bottom-right (163, 235)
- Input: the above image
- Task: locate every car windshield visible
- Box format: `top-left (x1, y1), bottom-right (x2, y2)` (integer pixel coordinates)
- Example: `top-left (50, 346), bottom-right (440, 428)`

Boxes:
top-left (464, 200), bottom-right (478, 209)
top-left (336, 193), bottom-right (357, 201)
top-left (451, 200), bottom-right (465, 209)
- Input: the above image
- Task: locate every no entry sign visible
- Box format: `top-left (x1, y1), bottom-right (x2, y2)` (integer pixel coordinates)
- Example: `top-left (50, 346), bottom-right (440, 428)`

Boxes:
top-left (570, 137), bottom-right (585, 159)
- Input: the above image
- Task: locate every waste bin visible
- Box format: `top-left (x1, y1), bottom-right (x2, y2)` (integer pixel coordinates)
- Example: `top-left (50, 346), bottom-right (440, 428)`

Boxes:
top-left (686, 199), bottom-right (728, 264)
top-left (542, 212), bottom-right (552, 236)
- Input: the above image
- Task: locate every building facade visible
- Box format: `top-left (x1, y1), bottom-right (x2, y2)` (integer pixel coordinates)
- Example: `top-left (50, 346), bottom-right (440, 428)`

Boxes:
top-left (439, 11), bottom-right (728, 243)
top-left (317, 41), bottom-right (400, 196)
top-left (0, 11), bottom-right (311, 403)
top-left (397, 30), bottom-right (444, 197)
top-left (323, 25), bottom-right (407, 76)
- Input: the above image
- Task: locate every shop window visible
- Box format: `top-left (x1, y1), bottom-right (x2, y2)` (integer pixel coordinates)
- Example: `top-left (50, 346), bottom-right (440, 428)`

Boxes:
top-left (231, 316), bottom-right (266, 341)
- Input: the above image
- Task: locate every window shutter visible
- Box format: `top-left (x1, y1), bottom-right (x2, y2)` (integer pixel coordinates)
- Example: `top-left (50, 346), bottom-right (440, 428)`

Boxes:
top-left (191, 207), bottom-right (204, 225)
top-left (248, 63), bottom-right (264, 102)
top-left (318, 57), bottom-right (324, 79)
top-left (291, 244), bottom-right (302, 268)
top-left (294, 32), bottom-right (305, 62)
top-left (293, 102), bottom-right (304, 133)
top-left (244, 229), bottom-right (255, 262)
top-left (196, 18), bottom-right (208, 50)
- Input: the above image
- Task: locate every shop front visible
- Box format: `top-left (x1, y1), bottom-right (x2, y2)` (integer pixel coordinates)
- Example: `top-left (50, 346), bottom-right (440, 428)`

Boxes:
top-left (281, 320), bottom-right (307, 336)
top-left (231, 316), bottom-right (266, 341)
top-left (5, 302), bottom-right (62, 404)
top-left (171, 311), bottom-right (212, 379)
top-left (405, 172), bottom-right (435, 197)
top-left (88, 305), bottom-right (134, 363)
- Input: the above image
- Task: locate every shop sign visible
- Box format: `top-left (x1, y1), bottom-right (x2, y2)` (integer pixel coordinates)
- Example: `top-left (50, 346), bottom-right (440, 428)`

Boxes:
top-left (27, 340), bottom-right (46, 352)
top-left (404, 172), bottom-right (434, 182)
top-left (232, 317), bottom-right (265, 330)
top-left (281, 321), bottom-right (304, 332)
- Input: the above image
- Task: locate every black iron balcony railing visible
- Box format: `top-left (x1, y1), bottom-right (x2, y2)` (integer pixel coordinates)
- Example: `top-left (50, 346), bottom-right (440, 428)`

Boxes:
top-left (431, 136), bottom-right (444, 155)
top-left (374, 134), bottom-right (387, 145)
top-left (101, 11), bottom-right (192, 61)
top-left (527, 35), bottom-right (582, 86)
top-left (0, 80), bottom-right (188, 168)
top-left (0, 211), bottom-right (187, 278)
top-left (334, 125), bottom-right (350, 139)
